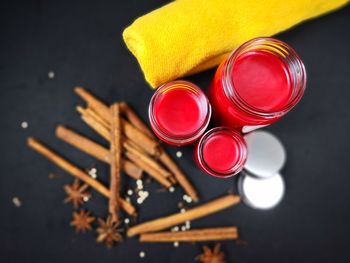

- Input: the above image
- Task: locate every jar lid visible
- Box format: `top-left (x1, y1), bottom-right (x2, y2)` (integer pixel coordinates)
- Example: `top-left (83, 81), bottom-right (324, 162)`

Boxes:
top-left (243, 130), bottom-right (286, 178)
top-left (237, 172), bottom-right (285, 209)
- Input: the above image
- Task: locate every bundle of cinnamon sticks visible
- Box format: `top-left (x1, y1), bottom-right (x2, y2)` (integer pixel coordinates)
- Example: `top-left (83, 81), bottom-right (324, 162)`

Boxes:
top-left (27, 87), bottom-right (241, 245)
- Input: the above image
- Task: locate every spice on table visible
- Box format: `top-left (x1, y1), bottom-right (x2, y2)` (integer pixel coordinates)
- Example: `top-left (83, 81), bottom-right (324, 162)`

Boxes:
top-left (77, 104), bottom-right (174, 188)
top-left (124, 146), bottom-right (172, 188)
top-left (48, 71), bottom-right (55, 79)
top-left (124, 140), bottom-right (171, 180)
top-left (119, 102), bottom-right (155, 139)
top-left (75, 87), bottom-right (159, 155)
top-left (12, 196), bottom-right (22, 207)
top-left (26, 86), bottom-right (246, 255)
top-left (21, 121), bottom-right (29, 129)
top-left (196, 244), bottom-right (226, 263)
top-left (127, 194), bottom-right (240, 237)
top-left (109, 103), bottom-right (121, 223)
top-left (56, 125), bottom-right (142, 179)
top-left (139, 226), bottom-right (238, 242)
top-left (64, 179), bottom-right (91, 208)
top-left (74, 87), bottom-right (198, 201)
top-left (96, 216), bottom-right (123, 248)
top-left (70, 210), bottom-right (95, 233)
top-left (158, 149), bottom-right (199, 202)
top-left (27, 137), bottom-right (136, 216)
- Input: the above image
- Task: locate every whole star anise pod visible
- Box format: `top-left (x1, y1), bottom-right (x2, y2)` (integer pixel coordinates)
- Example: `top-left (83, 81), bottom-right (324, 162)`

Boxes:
top-left (70, 210), bottom-right (95, 233)
top-left (96, 215), bottom-right (123, 248)
top-left (64, 179), bottom-right (91, 208)
top-left (196, 244), bottom-right (226, 263)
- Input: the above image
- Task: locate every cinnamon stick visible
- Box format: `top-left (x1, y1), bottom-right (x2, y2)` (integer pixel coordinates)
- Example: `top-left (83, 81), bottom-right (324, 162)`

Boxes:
top-left (109, 104), bottom-right (121, 222)
top-left (119, 102), bottom-right (156, 139)
top-left (75, 87), bottom-right (159, 156)
top-left (75, 88), bottom-right (197, 199)
top-left (78, 106), bottom-right (172, 187)
top-left (55, 125), bottom-right (142, 179)
top-left (78, 106), bottom-right (158, 156)
top-left (77, 106), bottom-right (110, 141)
top-left (85, 107), bottom-right (110, 129)
top-left (80, 105), bottom-right (196, 197)
top-left (121, 118), bottom-right (160, 156)
top-left (127, 194), bottom-right (240, 237)
top-left (27, 137), bottom-right (136, 216)
top-left (75, 86), bottom-right (111, 124)
top-left (125, 151), bottom-right (172, 188)
top-left (124, 140), bottom-right (171, 180)
top-left (139, 227), bottom-right (238, 242)
top-left (158, 149), bottom-right (198, 202)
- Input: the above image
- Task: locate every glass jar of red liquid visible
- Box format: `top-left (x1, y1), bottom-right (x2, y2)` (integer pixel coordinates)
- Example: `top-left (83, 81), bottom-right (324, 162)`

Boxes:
top-left (149, 80), bottom-right (211, 146)
top-left (194, 127), bottom-right (247, 178)
top-left (208, 37), bottom-right (307, 132)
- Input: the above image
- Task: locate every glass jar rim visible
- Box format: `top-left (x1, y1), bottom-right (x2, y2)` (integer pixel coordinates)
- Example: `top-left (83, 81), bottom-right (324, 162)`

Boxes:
top-left (195, 127), bottom-right (247, 178)
top-left (149, 80), bottom-right (212, 145)
top-left (223, 37), bottom-right (307, 118)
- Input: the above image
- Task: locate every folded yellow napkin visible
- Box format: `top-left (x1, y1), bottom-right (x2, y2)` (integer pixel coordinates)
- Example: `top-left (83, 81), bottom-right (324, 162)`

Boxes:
top-left (123, 0), bottom-right (348, 88)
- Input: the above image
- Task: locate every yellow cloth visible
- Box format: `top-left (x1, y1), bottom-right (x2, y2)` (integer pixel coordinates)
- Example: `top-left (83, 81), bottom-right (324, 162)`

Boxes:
top-left (123, 0), bottom-right (348, 88)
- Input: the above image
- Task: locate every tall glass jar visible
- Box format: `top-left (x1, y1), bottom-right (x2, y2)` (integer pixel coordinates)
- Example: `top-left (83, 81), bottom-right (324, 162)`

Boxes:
top-left (208, 37), bottom-right (306, 133)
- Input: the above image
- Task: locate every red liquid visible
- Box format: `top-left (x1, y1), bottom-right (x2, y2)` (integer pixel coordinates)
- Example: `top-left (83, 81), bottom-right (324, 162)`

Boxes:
top-left (154, 88), bottom-right (205, 136)
top-left (208, 50), bottom-right (293, 129)
top-left (194, 128), bottom-right (247, 178)
top-left (233, 51), bottom-right (292, 112)
top-left (202, 133), bottom-right (240, 173)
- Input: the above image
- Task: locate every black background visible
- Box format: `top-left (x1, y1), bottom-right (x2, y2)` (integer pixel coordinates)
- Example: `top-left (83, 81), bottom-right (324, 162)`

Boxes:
top-left (1, 1), bottom-right (349, 262)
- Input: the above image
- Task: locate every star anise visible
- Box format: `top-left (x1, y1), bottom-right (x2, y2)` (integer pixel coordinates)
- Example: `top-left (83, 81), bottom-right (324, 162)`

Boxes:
top-left (70, 210), bottom-right (95, 233)
top-left (196, 244), bottom-right (226, 263)
top-left (96, 215), bottom-right (123, 248)
top-left (64, 179), bottom-right (91, 208)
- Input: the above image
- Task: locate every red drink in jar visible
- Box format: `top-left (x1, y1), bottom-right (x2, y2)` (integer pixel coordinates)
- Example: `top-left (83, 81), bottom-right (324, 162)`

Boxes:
top-left (194, 127), bottom-right (247, 178)
top-left (149, 80), bottom-right (211, 146)
top-left (208, 38), bottom-right (306, 132)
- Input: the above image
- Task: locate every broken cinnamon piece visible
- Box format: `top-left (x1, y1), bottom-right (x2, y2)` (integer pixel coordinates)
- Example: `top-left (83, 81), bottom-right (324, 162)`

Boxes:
top-left (127, 194), bottom-right (240, 237)
top-left (119, 102), bottom-right (156, 139)
top-left (56, 125), bottom-right (142, 179)
top-left (27, 137), bottom-right (136, 216)
top-left (109, 103), bottom-right (121, 223)
top-left (139, 227), bottom-right (238, 242)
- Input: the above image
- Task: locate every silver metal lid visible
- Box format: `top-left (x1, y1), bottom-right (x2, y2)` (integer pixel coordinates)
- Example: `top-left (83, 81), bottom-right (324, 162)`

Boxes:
top-left (238, 172), bottom-right (285, 210)
top-left (243, 130), bottom-right (286, 178)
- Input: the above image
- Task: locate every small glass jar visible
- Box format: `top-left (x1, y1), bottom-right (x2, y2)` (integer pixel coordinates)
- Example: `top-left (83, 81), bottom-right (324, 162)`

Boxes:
top-left (149, 80), bottom-right (211, 146)
top-left (194, 127), bottom-right (247, 178)
top-left (208, 37), bottom-right (307, 133)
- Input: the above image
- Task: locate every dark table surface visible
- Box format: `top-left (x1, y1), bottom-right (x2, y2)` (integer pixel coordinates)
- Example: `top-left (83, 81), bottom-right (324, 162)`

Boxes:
top-left (1, 1), bottom-right (349, 263)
